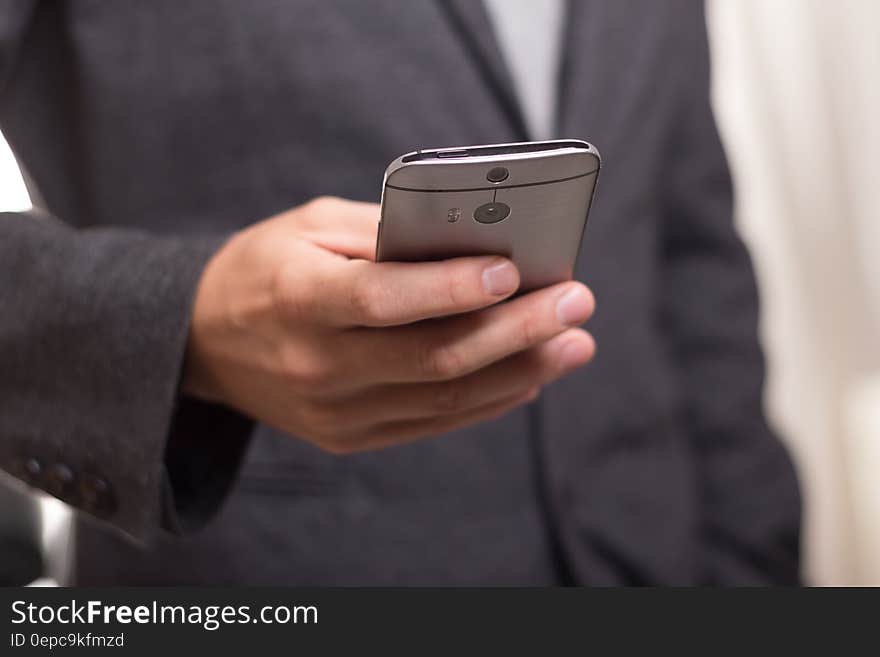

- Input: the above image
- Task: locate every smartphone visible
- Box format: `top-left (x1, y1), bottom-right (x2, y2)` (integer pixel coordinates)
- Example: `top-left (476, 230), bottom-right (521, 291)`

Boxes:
top-left (376, 139), bottom-right (600, 293)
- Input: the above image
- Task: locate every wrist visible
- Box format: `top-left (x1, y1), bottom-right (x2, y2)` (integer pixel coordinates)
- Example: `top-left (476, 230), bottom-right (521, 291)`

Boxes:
top-left (180, 241), bottom-right (232, 404)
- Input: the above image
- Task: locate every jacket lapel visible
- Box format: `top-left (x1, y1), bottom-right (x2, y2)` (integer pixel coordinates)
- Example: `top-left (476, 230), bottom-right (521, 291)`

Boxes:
top-left (435, 0), bottom-right (530, 140)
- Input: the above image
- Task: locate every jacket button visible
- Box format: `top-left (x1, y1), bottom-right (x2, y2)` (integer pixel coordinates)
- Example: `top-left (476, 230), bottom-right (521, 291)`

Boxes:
top-left (44, 463), bottom-right (78, 503)
top-left (9, 456), bottom-right (43, 484)
top-left (23, 457), bottom-right (42, 480)
top-left (79, 474), bottom-right (116, 517)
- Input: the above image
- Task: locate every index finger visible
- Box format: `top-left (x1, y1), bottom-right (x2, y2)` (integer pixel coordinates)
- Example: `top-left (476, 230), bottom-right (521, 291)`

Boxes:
top-left (295, 197), bottom-right (382, 261)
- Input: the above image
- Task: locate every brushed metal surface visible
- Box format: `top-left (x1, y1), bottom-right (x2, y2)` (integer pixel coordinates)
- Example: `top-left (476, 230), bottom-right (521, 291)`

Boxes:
top-left (377, 140), bottom-right (600, 292)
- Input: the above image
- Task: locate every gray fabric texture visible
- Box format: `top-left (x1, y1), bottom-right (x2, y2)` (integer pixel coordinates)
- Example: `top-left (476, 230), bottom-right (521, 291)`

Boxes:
top-left (0, 0), bottom-right (801, 585)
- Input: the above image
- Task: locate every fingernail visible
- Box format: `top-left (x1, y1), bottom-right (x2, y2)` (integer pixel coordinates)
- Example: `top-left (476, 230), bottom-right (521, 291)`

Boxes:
top-left (558, 339), bottom-right (594, 370)
top-left (482, 259), bottom-right (519, 296)
top-left (555, 286), bottom-right (593, 325)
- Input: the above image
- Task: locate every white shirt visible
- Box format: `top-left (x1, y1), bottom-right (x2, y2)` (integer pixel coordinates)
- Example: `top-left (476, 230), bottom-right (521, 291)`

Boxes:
top-left (483, 0), bottom-right (566, 140)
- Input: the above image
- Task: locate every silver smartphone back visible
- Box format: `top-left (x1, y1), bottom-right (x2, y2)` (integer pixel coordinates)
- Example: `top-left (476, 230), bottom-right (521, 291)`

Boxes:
top-left (376, 139), bottom-right (600, 292)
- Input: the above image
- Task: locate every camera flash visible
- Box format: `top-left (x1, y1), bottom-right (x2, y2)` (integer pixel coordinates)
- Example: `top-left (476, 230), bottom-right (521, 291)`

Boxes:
top-left (447, 208), bottom-right (461, 223)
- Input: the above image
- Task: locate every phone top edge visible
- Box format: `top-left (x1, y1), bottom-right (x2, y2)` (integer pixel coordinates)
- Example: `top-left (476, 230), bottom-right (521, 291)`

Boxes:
top-left (382, 139), bottom-right (601, 188)
top-left (412, 138), bottom-right (591, 160)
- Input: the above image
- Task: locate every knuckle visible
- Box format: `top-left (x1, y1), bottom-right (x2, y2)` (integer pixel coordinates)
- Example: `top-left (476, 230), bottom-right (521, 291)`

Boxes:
top-left (299, 361), bottom-right (335, 390)
top-left (349, 278), bottom-right (386, 324)
top-left (301, 196), bottom-right (344, 227)
top-left (419, 343), bottom-right (465, 380)
top-left (272, 262), bottom-right (312, 320)
top-left (277, 346), bottom-right (302, 382)
top-left (433, 382), bottom-right (470, 414)
top-left (302, 416), bottom-right (355, 456)
top-left (300, 400), bottom-right (371, 455)
top-left (307, 195), bottom-right (339, 213)
top-left (516, 312), bottom-right (545, 351)
top-left (318, 431), bottom-right (368, 456)
top-left (509, 351), bottom-right (545, 385)
top-left (443, 267), bottom-right (470, 308)
top-left (279, 348), bottom-right (334, 392)
top-left (487, 405), bottom-right (513, 422)
top-left (299, 402), bottom-right (336, 435)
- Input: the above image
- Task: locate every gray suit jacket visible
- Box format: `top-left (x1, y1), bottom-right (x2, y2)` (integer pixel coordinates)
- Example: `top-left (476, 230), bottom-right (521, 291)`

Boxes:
top-left (0, 0), bottom-right (800, 584)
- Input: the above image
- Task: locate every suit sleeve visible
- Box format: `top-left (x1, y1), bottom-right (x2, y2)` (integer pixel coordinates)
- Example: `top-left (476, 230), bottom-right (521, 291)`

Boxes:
top-left (0, 1), bottom-right (252, 542)
top-left (657, 2), bottom-right (802, 584)
top-left (0, 212), bottom-right (253, 542)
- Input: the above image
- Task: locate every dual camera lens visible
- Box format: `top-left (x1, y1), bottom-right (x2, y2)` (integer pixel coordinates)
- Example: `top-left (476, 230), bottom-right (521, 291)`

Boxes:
top-left (473, 201), bottom-right (510, 224)
top-left (473, 167), bottom-right (510, 223)
top-left (486, 166), bottom-right (509, 183)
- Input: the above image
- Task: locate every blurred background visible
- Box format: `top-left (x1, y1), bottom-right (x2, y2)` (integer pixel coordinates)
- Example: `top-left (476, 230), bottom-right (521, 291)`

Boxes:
top-left (1, 0), bottom-right (878, 585)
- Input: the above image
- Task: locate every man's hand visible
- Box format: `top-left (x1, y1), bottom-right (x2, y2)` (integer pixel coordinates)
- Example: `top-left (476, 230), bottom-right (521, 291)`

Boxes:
top-left (183, 197), bottom-right (595, 453)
